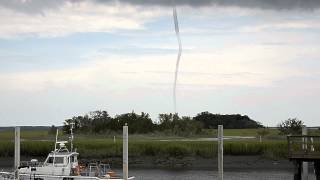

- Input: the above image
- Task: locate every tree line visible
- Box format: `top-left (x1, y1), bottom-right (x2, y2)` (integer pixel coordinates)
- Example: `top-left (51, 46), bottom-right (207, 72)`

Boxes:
top-left (61, 110), bottom-right (262, 135)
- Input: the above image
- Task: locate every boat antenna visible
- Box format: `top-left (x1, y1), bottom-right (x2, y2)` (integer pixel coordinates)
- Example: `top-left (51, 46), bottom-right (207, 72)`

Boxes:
top-left (53, 129), bottom-right (58, 168)
top-left (70, 121), bottom-right (75, 152)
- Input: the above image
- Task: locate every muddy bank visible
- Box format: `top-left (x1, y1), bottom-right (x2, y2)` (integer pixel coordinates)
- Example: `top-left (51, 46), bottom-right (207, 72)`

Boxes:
top-left (1, 156), bottom-right (293, 171)
top-left (103, 156), bottom-right (293, 170)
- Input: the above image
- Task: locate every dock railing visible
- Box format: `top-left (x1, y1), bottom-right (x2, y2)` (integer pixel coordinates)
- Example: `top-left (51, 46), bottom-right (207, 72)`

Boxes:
top-left (287, 135), bottom-right (320, 161)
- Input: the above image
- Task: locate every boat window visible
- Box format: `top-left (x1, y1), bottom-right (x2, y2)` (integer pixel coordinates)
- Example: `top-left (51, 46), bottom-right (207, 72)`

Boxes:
top-left (47, 157), bottom-right (64, 164)
top-left (70, 156), bottom-right (77, 163)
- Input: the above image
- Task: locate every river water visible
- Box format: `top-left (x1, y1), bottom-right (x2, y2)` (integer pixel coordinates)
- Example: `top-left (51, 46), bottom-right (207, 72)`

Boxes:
top-left (119, 168), bottom-right (317, 180)
top-left (1, 167), bottom-right (317, 180)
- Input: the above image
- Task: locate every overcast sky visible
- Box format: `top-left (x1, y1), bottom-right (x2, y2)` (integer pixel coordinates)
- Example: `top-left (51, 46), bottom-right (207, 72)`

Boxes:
top-left (0, 0), bottom-right (320, 126)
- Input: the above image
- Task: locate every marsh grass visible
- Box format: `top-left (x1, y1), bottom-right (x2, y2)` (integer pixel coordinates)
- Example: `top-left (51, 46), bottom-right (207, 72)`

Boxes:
top-left (0, 138), bottom-right (288, 159)
top-left (0, 130), bottom-right (51, 140)
top-left (0, 129), bottom-right (298, 159)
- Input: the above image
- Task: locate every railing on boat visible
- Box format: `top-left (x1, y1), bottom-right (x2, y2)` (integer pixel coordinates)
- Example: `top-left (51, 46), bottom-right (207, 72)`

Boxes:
top-left (81, 163), bottom-right (111, 177)
top-left (0, 171), bottom-right (15, 180)
top-left (20, 161), bottom-right (44, 167)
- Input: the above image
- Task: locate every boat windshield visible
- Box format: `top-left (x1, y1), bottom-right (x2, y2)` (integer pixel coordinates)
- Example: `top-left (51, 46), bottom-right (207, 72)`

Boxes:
top-left (47, 157), bottom-right (64, 164)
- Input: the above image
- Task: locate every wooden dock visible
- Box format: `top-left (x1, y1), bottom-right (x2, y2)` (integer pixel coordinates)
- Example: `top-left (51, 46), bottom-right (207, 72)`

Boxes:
top-left (287, 135), bottom-right (320, 180)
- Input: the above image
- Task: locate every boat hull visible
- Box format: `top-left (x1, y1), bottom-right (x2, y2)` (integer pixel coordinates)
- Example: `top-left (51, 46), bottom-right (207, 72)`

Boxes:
top-left (0, 173), bottom-right (134, 180)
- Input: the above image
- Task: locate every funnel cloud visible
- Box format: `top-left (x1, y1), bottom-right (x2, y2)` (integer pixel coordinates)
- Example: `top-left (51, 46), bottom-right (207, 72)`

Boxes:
top-left (173, 7), bottom-right (182, 113)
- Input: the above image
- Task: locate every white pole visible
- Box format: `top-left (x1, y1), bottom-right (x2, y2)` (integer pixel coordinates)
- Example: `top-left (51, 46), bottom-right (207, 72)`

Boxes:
top-left (53, 129), bottom-right (58, 169)
top-left (302, 126), bottom-right (308, 180)
top-left (14, 126), bottom-right (20, 180)
top-left (123, 124), bottom-right (128, 180)
top-left (70, 122), bottom-right (74, 152)
top-left (218, 125), bottom-right (223, 180)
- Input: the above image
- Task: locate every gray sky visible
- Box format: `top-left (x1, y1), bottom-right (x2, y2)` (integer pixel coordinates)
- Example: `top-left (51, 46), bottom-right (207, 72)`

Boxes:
top-left (0, 0), bottom-right (319, 126)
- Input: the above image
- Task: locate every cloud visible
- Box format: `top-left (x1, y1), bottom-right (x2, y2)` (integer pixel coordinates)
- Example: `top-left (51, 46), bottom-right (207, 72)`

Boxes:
top-left (0, 1), bottom-right (166, 38)
top-left (0, 0), bottom-right (69, 14)
top-left (1, 42), bottom-right (317, 93)
top-left (2, 0), bottom-right (320, 14)
top-left (98, 46), bottom-right (177, 55)
top-left (1, 0), bottom-right (320, 39)
top-left (239, 20), bottom-right (320, 33)
top-left (114, 0), bottom-right (320, 10)
top-left (1, 41), bottom-right (319, 126)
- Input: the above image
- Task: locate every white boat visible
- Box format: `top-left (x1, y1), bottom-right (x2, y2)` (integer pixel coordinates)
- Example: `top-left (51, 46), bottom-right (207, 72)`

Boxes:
top-left (0, 124), bottom-right (134, 180)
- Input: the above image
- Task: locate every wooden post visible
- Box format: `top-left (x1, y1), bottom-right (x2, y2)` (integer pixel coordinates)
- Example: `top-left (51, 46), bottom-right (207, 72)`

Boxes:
top-left (302, 126), bottom-right (308, 180)
top-left (123, 124), bottom-right (128, 180)
top-left (294, 161), bottom-right (302, 180)
top-left (218, 125), bottom-right (223, 180)
top-left (14, 126), bottom-right (20, 180)
top-left (314, 161), bottom-right (320, 180)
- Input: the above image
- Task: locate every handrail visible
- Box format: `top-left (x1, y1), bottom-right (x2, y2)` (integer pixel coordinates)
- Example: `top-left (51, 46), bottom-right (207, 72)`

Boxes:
top-left (287, 135), bottom-right (320, 160)
top-left (288, 135), bottom-right (320, 138)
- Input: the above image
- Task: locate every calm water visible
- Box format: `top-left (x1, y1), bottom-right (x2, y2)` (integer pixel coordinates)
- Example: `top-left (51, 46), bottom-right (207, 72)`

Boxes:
top-left (122, 169), bottom-right (316, 180)
top-left (2, 167), bottom-right (317, 180)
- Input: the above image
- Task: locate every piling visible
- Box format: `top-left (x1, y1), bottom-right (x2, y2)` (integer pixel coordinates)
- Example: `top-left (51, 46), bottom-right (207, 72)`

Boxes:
top-left (123, 124), bottom-right (128, 180)
top-left (302, 126), bottom-right (308, 180)
top-left (218, 125), bottom-right (223, 180)
top-left (14, 126), bottom-right (20, 180)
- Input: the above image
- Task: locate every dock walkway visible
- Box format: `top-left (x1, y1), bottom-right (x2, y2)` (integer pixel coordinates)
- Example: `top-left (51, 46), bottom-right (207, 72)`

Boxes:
top-left (287, 135), bottom-right (320, 180)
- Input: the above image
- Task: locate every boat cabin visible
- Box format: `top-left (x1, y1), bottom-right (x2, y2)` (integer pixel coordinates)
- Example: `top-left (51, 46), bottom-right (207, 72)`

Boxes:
top-left (44, 141), bottom-right (79, 168)
top-left (19, 141), bottom-right (79, 176)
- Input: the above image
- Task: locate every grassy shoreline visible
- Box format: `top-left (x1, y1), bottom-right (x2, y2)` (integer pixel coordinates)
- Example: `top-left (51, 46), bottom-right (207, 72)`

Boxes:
top-left (3, 128), bottom-right (317, 161)
top-left (0, 139), bottom-right (288, 160)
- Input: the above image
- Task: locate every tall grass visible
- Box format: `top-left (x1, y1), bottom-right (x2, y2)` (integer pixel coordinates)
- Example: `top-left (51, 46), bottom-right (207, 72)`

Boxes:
top-left (0, 130), bottom-right (50, 140)
top-left (0, 139), bottom-right (288, 159)
top-left (0, 141), bottom-right (14, 157)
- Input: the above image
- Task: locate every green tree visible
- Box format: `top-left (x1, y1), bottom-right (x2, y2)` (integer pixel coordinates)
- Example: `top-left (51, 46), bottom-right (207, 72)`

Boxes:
top-left (115, 111), bottom-right (154, 134)
top-left (90, 110), bottom-right (112, 133)
top-left (256, 127), bottom-right (270, 138)
top-left (157, 114), bottom-right (202, 136)
top-left (278, 118), bottom-right (304, 135)
top-left (193, 111), bottom-right (261, 129)
top-left (48, 125), bottom-right (57, 135)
